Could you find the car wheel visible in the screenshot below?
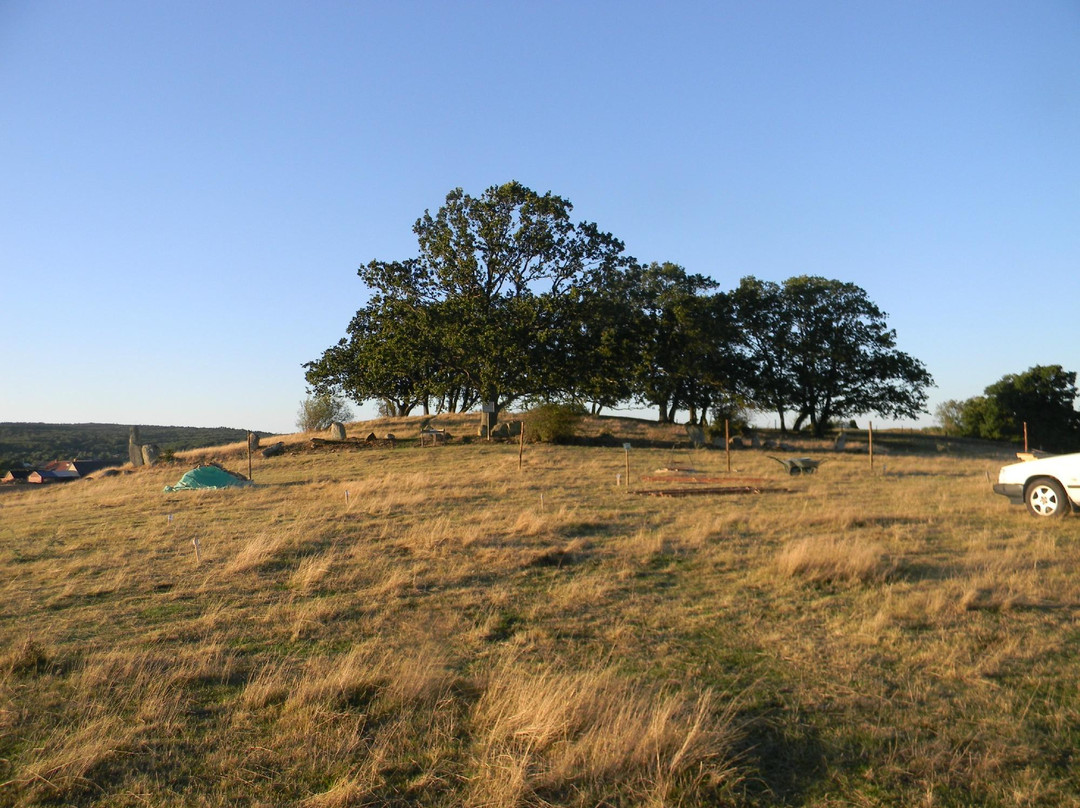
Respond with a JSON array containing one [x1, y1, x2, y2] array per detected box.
[[1025, 477, 1070, 518]]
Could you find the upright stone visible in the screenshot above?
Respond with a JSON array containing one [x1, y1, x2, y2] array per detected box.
[[328, 421, 346, 441], [685, 424, 705, 449], [128, 426, 143, 467], [141, 444, 161, 466], [247, 432, 260, 452], [833, 432, 848, 453]]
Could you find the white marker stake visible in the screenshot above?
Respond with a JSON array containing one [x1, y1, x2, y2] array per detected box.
[[345, 490, 350, 507], [192, 537, 202, 563]]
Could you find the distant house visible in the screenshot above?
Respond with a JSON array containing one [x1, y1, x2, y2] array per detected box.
[[67, 460, 112, 477], [4, 459, 115, 484], [29, 469, 78, 483]]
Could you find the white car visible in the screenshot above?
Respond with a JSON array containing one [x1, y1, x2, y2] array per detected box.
[[993, 453, 1080, 518]]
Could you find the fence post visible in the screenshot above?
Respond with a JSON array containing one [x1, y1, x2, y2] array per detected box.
[[869, 422, 874, 470], [725, 419, 731, 472]]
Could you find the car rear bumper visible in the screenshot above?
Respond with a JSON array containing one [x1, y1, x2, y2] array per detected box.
[[993, 483, 1024, 505]]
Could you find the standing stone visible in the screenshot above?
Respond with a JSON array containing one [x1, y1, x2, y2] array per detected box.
[[128, 426, 143, 467], [328, 421, 346, 441], [247, 432, 260, 452], [141, 444, 161, 466], [685, 424, 705, 449], [833, 432, 848, 452]]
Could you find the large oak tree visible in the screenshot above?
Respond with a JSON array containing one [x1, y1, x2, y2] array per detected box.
[[306, 182, 629, 418], [735, 275, 932, 435]]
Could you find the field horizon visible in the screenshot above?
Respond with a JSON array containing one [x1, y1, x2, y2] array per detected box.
[[3, 413, 1073, 807]]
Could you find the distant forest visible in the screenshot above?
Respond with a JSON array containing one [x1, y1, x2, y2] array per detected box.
[[0, 423, 273, 474]]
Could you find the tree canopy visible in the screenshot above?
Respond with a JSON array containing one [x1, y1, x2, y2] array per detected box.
[[938, 365, 1080, 451], [732, 276, 932, 436], [307, 181, 629, 417]]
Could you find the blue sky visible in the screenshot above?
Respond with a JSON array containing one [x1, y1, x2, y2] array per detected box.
[[2, 1, 1077, 433]]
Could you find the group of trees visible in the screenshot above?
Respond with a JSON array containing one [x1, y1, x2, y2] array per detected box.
[[305, 182, 933, 436], [937, 365, 1080, 452]]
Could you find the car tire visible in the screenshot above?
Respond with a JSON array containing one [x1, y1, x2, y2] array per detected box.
[[1025, 477, 1070, 519]]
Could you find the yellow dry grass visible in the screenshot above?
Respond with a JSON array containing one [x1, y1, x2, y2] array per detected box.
[[0, 421, 1075, 806]]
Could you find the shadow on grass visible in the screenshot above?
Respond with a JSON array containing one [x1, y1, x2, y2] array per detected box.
[[734, 703, 828, 806]]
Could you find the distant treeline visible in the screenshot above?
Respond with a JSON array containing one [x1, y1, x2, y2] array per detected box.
[[0, 423, 273, 474]]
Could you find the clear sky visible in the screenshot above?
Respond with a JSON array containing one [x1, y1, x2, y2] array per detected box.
[[2, 1, 1077, 433]]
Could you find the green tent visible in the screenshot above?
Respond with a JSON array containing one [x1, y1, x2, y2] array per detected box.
[[164, 465, 253, 492]]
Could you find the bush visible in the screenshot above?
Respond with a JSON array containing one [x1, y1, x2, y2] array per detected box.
[[296, 394, 354, 432], [525, 403, 584, 444]]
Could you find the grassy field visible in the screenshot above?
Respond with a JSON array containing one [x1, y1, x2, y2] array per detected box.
[[1, 415, 1076, 807]]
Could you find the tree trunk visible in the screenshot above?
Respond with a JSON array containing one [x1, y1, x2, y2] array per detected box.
[[814, 404, 832, 438], [657, 400, 672, 424]]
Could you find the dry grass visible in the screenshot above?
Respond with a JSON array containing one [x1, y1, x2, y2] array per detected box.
[[0, 422, 1075, 806], [775, 535, 898, 584], [469, 654, 736, 807]]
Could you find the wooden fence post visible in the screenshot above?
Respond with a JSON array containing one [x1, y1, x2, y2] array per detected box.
[[518, 421, 525, 471], [869, 422, 874, 470], [725, 419, 731, 472]]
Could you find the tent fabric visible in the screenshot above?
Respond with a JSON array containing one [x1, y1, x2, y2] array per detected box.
[[164, 465, 253, 492]]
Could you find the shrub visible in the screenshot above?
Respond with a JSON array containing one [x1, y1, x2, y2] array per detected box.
[[296, 394, 354, 432], [525, 403, 584, 444]]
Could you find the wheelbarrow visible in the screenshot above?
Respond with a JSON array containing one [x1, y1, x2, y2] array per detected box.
[[767, 456, 825, 475]]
